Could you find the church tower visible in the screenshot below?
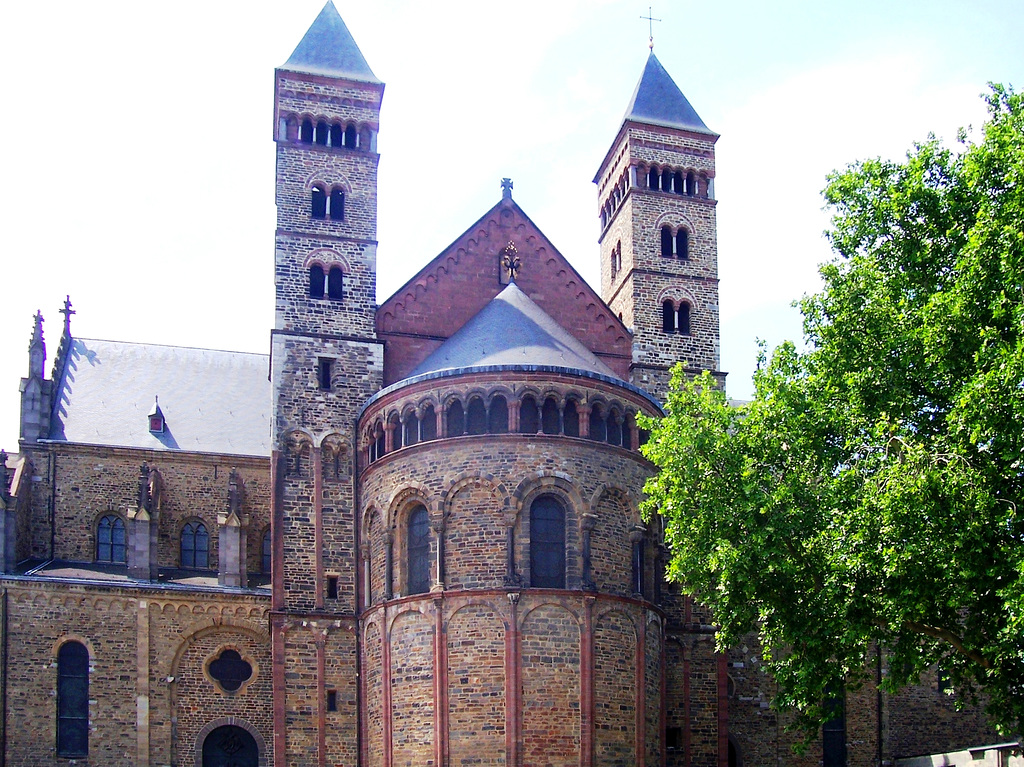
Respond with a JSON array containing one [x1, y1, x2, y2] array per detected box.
[[595, 53, 723, 397], [270, 3, 384, 764]]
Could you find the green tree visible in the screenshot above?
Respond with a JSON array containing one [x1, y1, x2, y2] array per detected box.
[[640, 85, 1024, 737]]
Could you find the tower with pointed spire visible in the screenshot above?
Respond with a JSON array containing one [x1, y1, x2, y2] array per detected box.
[[270, 3, 385, 764], [595, 52, 723, 397]]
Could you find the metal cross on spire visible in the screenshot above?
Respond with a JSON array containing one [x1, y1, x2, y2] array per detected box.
[[59, 295, 76, 335], [641, 6, 661, 50]]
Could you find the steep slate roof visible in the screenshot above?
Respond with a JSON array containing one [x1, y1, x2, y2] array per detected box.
[[409, 283, 619, 379], [49, 339, 270, 457], [624, 52, 714, 134], [280, 0, 380, 83]]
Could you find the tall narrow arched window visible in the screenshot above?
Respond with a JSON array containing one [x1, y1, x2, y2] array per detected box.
[[589, 407, 607, 442], [662, 168, 673, 193], [421, 405, 437, 441], [329, 189, 345, 220], [542, 398, 560, 435], [300, 118, 314, 144], [647, 167, 659, 189], [310, 265, 325, 298], [315, 120, 328, 146], [466, 397, 487, 435], [660, 226, 673, 257], [563, 399, 580, 437], [180, 521, 209, 569], [662, 300, 675, 332], [678, 303, 691, 336], [676, 229, 689, 260], [407, 505, 430, 595], [390, 414, 403, 450], [374, 427, 385, 461], [344, 124, 357, 148], [607, 413, 623, 446], [311, 185, 327, 219], [261, 528, 272, 574], [327, 266, 344, 299], [403, 413, 418, 447], [330, 123, 343, 147], [822, 683, 847, 767], [57, 641, 89, 757], [686, 171, 696, 196], [520, 396, 539, 434], [673, 170, 684, 194], [530, 495, 566, 588], [447, 400, 465, 437], [488, 395, 509, 433], [96, 514, 126, 563]]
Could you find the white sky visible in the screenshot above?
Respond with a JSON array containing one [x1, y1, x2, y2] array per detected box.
[[1, 0, 1021, 451]]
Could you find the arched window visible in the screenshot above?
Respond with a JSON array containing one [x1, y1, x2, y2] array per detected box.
[[309, 265, 325, 298], [373, 427, 385, 461], [180, 521, 209, 569], [662, 300, 675, 333], [660, 225, 673, 257], [488, 395, 509, 433], [520, 396, 539, 434], [589, 406, 607, 442], [202, 725, 258, 767], [285, 116, 298, 142], [403, 413, 418, 447], [673, 170, 684, 194], [542, 397, 560, 435], [300, 118, 314, 144], [344, 124, 357, 148], [329, 189, 345, 220], [530, 495, 565, 588], [330, 123, 343, 147], [390, 414, 403, 450], [96, 514, 126, 563], [622, 418, 633, 450], [447, 400, 465, 437], [662, 168, 673, 193], [686, 171, 696, 196], [822, 683, 847, 767], [466, 397, 487, 435], [421, 405, 437, 441], [676, 229, 689, 260], [678, 303, 691, 336], [647, 167, 659, 190], [261, 528, 272, 574], [311, 185, 327, 219], [315, 120, 328, 146], [327, 266, 343, 299], [563, 399, 580, 437], [407, 505, 431, 595], [607, 413, 623, 446], [57, 641, 89, 757]]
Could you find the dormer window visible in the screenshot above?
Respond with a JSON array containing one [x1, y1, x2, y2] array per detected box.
[[148, 397, 165, 433]]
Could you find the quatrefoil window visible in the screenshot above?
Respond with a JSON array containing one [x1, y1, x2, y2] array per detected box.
[[208, 649, 253, 692]]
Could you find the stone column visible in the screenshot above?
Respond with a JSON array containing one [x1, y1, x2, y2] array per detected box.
[[581, 514, 597, 591], [503, 514, 521, 587], [431, 519, 446, 592], [383, 530, 394, 600], [218, 469, 248, 588], [579, 403, 591, 439], [630, 526, 646, 598], [128, 463, 159, 580]]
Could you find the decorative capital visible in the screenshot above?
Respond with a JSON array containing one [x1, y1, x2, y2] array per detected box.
[[581, 513, 598, 532], [506, 590, 521, 606]]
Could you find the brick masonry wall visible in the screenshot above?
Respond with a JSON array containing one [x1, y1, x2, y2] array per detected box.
[[390, 609, 435, 766], [594, 609, 636, 764]]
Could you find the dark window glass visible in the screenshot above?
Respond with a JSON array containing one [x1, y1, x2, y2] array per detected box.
[[666, 726, 683, 750], [686, 171, 696, 196], [390, 416, 403, 450], [467, 398, 487, 435], [403, 415, 418, 447], [374, 431, 385, 461], [300, 118, 313, 144], [202, 725, 258, 767], [181, 521, 209, 569], [407, 506, 430, 595], [647, 167, 659, 189], [607, 414, 622, 446], [57, 642, 88, 757], [327, 689, 338, 712], [822, 683, 847, 767], [96, 514, 126, 563], [327, 266, 343, 299], [662, 300, 675, 332], [563, 400, 580, 437], [488, 396, 509, 433], [676, 229, 689, 260], [530, 495, 565, 588], [315, 120, 328, 146], [447, 400, 465, 436], [329, 189, 345, 221], [421, 405, 437, 441], [621, 419, 633, 449], [318, 358, 332, 390], [520, 396, 539, 434], [662, 168, 673, 193], [209, 649, 253, 692], [678, 303, 691, 335], [344, 124, 357, 148], [327, 575, 339, 600], [311, 185, 327, 219], [261, 529, 271, 573], [541, 398, 560, 434], [589, 408, 607, 442], [660, 226, 673, 257], [309, 265, 325, 298], [673, 170, 684, 194], [330, 123, 343, 147]]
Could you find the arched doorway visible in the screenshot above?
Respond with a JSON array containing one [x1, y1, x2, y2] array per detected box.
[[201, 725, 258, 767]]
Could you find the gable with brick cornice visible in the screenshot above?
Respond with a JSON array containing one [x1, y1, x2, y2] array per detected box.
[[377, 195, 632, 385]]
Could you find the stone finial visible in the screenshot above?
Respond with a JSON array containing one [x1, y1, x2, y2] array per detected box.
[[27, 311, 45, 379], [501, 177, 513, 200], [228, 468, 243, 515], [58, 295, 75, 337]]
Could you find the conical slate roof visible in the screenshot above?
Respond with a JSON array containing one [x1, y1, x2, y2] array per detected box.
[[281, 1, 379, 83], [409, 283, 619, 379], [624, 53, 713, 134]]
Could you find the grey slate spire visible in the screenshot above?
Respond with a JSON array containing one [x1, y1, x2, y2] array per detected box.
[[624, 52, 714, 135], [281, 1, 379, 83]]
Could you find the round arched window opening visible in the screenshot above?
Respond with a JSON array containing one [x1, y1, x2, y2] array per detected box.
[[202, 724, 258, 767]]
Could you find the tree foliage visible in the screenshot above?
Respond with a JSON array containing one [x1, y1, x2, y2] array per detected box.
[[640, 85, 1024, 737]]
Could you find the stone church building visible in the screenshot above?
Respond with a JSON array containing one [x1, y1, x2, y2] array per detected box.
[[0, 3, 996, 765]]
